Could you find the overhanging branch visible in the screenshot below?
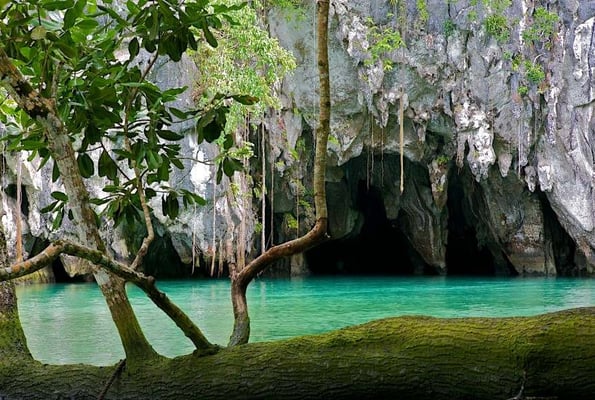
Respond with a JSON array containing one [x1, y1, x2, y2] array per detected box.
[[2, 240, 215, 352]]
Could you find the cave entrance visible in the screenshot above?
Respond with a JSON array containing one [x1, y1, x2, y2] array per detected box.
[[28, 238, 88, 283], [306, 181, 418, 275], [444, 170, 515, 276]]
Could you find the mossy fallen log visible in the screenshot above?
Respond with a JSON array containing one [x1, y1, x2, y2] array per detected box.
[[0, 308, 594, 399]]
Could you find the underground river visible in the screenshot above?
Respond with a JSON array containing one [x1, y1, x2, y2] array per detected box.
[[16, 276, 595, 365]]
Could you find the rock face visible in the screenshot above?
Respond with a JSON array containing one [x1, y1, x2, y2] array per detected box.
[[264, 0, 594, 276], [1, 0, 594, 278]]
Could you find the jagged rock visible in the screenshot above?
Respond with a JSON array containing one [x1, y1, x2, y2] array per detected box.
[[1, 0, 594, 277]]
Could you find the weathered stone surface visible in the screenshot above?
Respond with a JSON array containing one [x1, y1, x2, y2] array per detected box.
[[1, 0, 594, 277], [263, 0, 595, 275]]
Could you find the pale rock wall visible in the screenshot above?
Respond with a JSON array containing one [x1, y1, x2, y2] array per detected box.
[[264, 0, 594, 275], [1, 0, 593, 277]]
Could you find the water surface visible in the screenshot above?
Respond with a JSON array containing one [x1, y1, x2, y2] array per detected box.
[[16, 276, 595, 365]]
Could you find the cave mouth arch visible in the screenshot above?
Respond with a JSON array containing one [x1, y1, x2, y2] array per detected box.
[[444, 169, 517, 276], [305, 180, 424, 275], [304, 163, 519, 277]]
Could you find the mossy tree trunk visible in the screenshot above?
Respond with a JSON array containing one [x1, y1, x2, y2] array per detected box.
[[0, 225, 30, 361], [0, 48, 159, 364], [0, 308, 594, 399]]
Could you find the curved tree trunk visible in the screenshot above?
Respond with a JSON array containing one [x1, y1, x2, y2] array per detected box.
[[0, 48, 159, 364], [229, 0, 331, 346], [0, 308, 594, 399]]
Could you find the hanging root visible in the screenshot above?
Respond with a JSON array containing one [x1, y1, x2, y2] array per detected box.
[[97, 359, 126, 400], [507, 371, 526, 400], [506, 371, 558, 400]]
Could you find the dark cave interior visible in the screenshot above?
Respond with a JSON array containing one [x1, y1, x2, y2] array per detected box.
[[306, 163, 522, 277]]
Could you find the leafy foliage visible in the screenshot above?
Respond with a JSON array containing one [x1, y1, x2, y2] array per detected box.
[[522, 7, 559, 47], [524, 61, 545, 85], [415, 0, 429, 26], [0, 0, 254, 229], [191, 0, 295, 183], [484, 14, 510, 43], [365, 18, 404, 71]]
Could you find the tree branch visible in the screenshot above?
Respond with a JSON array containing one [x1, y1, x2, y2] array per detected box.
[[129, 170, 154, 271], [1, 241, 215, 352], [122, 53, 160, 271]]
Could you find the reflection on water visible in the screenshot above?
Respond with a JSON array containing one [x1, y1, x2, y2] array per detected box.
[[16, 276, 595, 366]]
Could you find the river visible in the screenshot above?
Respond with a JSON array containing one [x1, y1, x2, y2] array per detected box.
[[16, 276, 595, 366]]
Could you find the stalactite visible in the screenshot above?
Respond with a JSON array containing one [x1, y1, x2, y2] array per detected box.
[[261, 123, 266, 254], [191, 203, 197, 275], [210, 177, 217, 277], [15, 153, 23, 262], [269, 140, 274, 247], [399, 90, 405, 193]]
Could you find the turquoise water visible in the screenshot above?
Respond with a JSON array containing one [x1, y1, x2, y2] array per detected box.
[[16, 276, 595, 366]]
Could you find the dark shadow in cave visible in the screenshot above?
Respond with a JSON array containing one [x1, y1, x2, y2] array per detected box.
[[540, 193, 576, 275], [142, 232, 201, 279], [5, 183, 29, 216], [444, 170, 514, 276], [306, 181, 417, 275], [29, 238, 88, 282]]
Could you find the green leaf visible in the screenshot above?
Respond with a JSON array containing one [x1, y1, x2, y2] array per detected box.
[[145, 150, 161, 170], [63, 7, 80, 30], [168, 107, 189, 120], [76, 18, 99, 31], [52, 209, 64, 230], [51, 191, 69, 201], [223, 133, 233, 150], [98, 150, 118, 180], [145, 187, 157, 199], [162, 33, 185, 62], [30, 26, 47, 40], [52, 161, 60, 182], [232, 95, 259, 105], [128, 37, 139, 60], [162, 193, 179, 219], [77, 153, 94, 178], [216, 165, 223, 183], [157, 160, 170, 181], [223, 157, 243, 177], [202, 24, 218, 48], [40, 201, 59, 213], [156, 130, 184, 141], [97, 5, 127, 24], [42, 0, 74, 11], [102, 185, 122, 193], [170, 157, 184, 169]]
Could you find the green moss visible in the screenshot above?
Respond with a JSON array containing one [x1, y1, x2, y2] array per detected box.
[[484, 14, 510, 43], [522, 7, 559, 46], [443, 19, 456, 37], [517, 85, 528, 96], [416, 0, 429, 25], [0, 309, 594, 398], [525, 61, 545, 85]]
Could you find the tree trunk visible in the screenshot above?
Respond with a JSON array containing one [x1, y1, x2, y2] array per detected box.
[[0, 308, 594, 399], [0, 48, 159, 364], [0, 225, 30, 360], [229, 0, 330, 346]]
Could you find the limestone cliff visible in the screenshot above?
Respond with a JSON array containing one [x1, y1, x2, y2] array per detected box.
[[264, 0, 594, 276], [1, 0, 593, 278]]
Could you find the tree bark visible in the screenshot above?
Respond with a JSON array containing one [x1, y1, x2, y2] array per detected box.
[[0, 224, 31, 360], [0, 239, 215, 352], [0, 308, 594, 399], [229, 0, 331, 347], [0, 48, 159, 364]]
